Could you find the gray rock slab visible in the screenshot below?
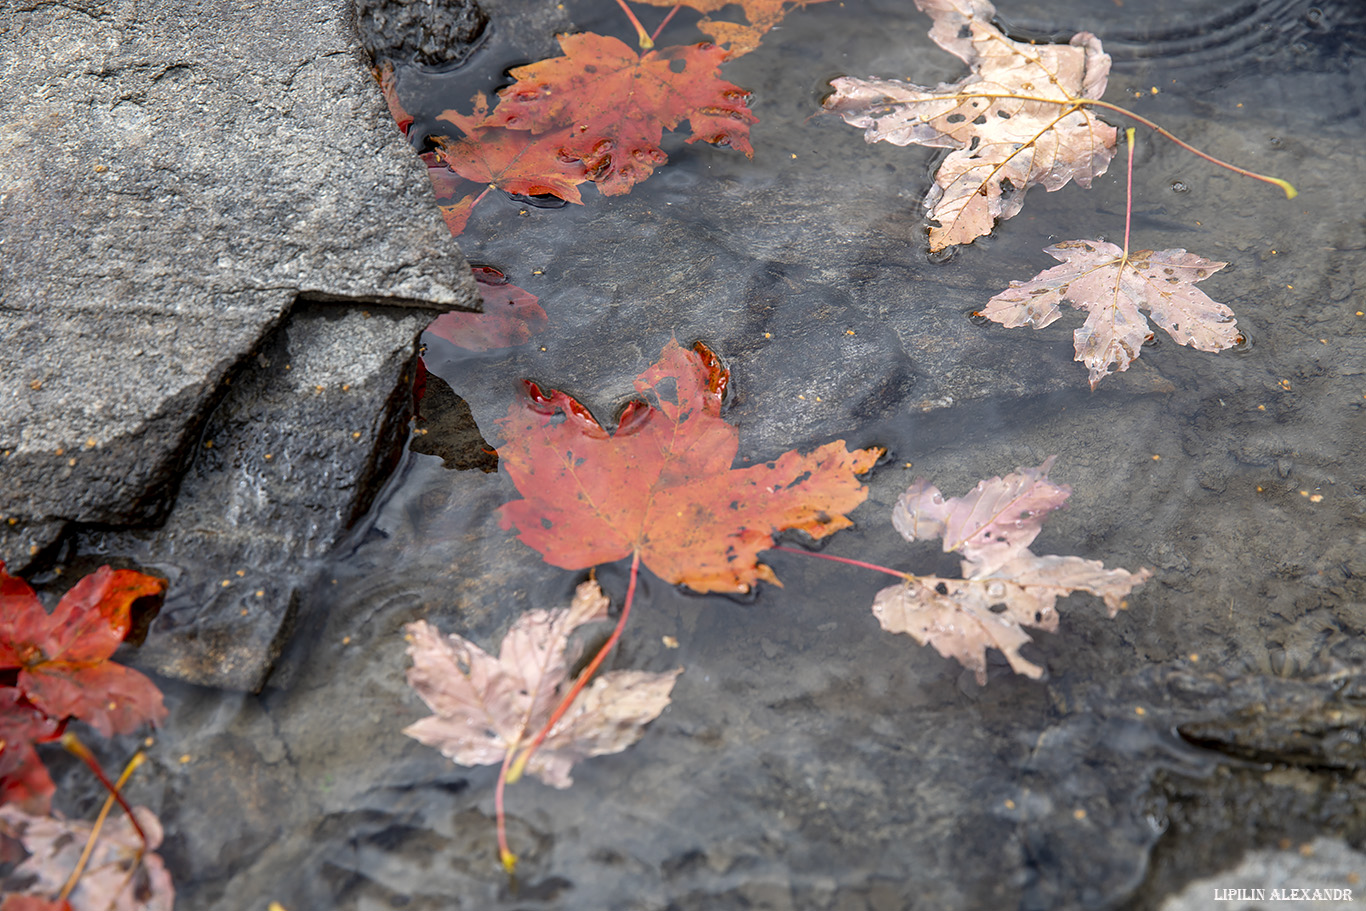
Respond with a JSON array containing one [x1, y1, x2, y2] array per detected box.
[[0, 0, 479, 568], [79, 303, 430, 691]]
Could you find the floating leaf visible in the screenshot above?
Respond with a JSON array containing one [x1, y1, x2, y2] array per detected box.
[[872, 459, 1151, 683], [404, 580, 680, 788], [496, 339, 882, 593], [978, 240, 1236, 387], [823, 0, 1116, 250]]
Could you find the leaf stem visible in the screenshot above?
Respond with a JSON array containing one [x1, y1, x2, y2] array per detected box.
[[1123, 127, 1135, 256], [615, 0, 654, 49], [493, 556, 643, 871], [772, 545, 911, 580], [507, 551, 641, 784], [915, 91, 1297, 198], [58, 749, 146, 904], [1081, 97, 1297, 199], [494, 749, 516, 873], [60, 734, 148, 846], [649, 5, 683, 44]]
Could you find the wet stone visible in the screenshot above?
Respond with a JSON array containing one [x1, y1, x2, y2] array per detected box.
[[354, 0, 490, 70], [409, 370, 499, 472], [157, 732, 304, 885], [76, 304, 430, 691], [0, 0, 479, 572]]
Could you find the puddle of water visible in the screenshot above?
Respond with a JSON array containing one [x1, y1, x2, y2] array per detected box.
[[35, 0, 1366, 908]]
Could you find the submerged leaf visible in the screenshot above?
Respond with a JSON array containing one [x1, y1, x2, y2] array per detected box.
[[893, 455, 1067, 576], [496, 339, 882, 593], [823, 0, 1116, 250], [0, 563, 166, 738], [873, 460, 1151, 684], [633, 0, 833, 57], [435, 93, 592, 209], [0, 688, 60, 814], [0, 805, 173, 911], [484, 33, 756, 196], [426, 32, 756, 233], [425, 266, 548, 352], [979, 240, 1236, 387], [404, 580, 680, 788]]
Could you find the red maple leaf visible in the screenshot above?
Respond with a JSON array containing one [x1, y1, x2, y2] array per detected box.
[[0, 688, 59, 814], [0, 564, 167, 739], [423, 32, 755, 234], [425, 265, 548, 352], [496, 339, 882, 593], [0, 898, 71, 911], [484, 33, 756, 196], [429, 94, 593, 236], [436, 94, 593, 202]]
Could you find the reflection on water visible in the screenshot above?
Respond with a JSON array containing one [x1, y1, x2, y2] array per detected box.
[[140, 0, 1366, 907]]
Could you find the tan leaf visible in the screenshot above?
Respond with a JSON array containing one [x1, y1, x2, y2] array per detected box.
[[0, 805, 174, 911], [822, 0, 1117, 250], [404, 581, 680, 788], [979, 240, 1236, 387], [873, 460, 1151, 684], [892, 455, 1067, 576], [873, 574, 1054, 682], [632, 0, 833, 58]]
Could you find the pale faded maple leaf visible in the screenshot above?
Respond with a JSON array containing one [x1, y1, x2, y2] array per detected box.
[[404, 580, 681, 789], [978, 239, 1236, 387], [0, 805, 173, 911], [482, 33, 756, 196], [496, 339, 882, 594], [632, 0, 833, 58], [872, 459, 1151, 684], [822, 0, 1117, 250]]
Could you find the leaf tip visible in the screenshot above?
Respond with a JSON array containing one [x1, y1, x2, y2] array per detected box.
[[757, 563, 782, 589]]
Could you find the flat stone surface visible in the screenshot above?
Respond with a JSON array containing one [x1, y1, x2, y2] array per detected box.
[[0, 0, 479, 568], [79, 303, 431, 691]]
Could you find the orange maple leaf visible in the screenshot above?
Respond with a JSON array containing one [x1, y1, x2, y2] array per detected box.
[[431, 94, 593, 235], [421, 32, 755, 234], [496, 340, 881, 593], [483, 33, 756, 196]]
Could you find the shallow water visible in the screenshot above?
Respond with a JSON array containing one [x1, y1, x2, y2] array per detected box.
[[72, 0, 1366, 907]]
